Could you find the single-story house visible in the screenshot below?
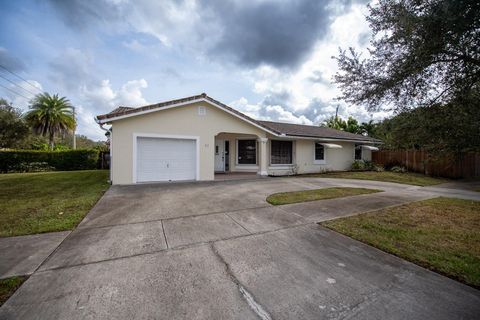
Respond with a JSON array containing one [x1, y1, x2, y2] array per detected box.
[[96, 93, 380, 185]]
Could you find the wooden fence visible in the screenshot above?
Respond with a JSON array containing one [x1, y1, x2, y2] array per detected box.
[[372, 149, 480, 179], [98, 151, 110, 170]]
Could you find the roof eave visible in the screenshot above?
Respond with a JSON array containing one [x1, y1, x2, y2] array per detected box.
[[283, 134, 382, 144]]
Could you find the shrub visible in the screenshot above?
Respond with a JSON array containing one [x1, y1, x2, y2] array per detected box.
[[352, 160, 385, 172], [9, 162, 55, 173], [390, 165, 407, 173], [384, 160, 403, 170], [0, 149, 100, 173], [351, 160, 366, 171]]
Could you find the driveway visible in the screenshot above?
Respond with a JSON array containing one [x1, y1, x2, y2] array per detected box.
[[1, 177, 479, 319]]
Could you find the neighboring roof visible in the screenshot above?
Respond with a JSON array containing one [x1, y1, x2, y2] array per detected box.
[[108, 106, 134, 114], [96, 93, 380, 143], [259, 121, 381, 143]]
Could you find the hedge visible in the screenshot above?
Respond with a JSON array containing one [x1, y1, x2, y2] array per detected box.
[[0, 149, 100, 172]]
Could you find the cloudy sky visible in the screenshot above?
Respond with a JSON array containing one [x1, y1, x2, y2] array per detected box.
[[0, 0, 391, 141]]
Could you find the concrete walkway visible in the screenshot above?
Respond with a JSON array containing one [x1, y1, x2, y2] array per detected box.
[[1, 177, 479, 319], [0, 231, 70, 279]]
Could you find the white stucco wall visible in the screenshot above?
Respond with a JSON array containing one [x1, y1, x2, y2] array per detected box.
[[266, 138, 359, 176]]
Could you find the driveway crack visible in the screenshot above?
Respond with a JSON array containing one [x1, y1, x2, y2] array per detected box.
[[160, 220, 169, 249], [210, 244, 272, 320]]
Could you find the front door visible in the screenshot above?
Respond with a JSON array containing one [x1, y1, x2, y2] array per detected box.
[[214, 139, 225, 172]]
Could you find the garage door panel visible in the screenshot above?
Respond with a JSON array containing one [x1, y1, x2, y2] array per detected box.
[[136, 137, 196, 182]]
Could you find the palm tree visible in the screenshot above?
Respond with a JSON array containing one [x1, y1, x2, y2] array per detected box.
[[25, 93, 76, 150]]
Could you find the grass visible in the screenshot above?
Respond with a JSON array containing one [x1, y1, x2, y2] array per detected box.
[[0, 170, 109, 237], [0, 276, 27, 306], [266, 187, 382, 205], [321, 197, 480, 288], [305, 171, 447, 186]]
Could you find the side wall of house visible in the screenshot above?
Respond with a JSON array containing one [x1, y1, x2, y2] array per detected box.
[[266, 139, 357, 175]]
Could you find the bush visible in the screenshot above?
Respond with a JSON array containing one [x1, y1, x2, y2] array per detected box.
[[352, 160, 385, 172], [9, 162, 55, 173], [384, 160, 403, 170], [390, 166, 407, 173], [351, 160, 366, 171], [0, 149, 100, 173]]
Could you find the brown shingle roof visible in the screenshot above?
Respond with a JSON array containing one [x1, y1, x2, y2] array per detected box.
[[108, 106, 134, 114], [96, 94, 380, 143], [258, 121, 380, 142]]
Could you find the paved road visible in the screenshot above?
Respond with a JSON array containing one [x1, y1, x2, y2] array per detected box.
[[1, 177, 479, 319]]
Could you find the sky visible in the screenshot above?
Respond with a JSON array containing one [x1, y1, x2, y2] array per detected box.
[[0, 0, 391, 141]]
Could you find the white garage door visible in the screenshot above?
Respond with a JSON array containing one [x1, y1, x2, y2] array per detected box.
[[136, 137, 196, 183]]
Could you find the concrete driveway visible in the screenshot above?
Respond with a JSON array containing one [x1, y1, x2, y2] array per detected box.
[[1, 177, 479, 319]]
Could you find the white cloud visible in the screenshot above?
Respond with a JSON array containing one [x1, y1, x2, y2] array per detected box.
[[238, 3, 392, 125], [230, 97, 313, 125], [76, 78, 148, 139], [80, 78, 147, 110], [115, 79, 148, 107]]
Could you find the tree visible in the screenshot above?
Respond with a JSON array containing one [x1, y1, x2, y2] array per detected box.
[[24, 93, 76, 150], [0, 99, 30, 148], [374, 92, 480, 153], [56, 133, 106, 149], [359, 120, 379, 137], [344, 117, 361, 134], [334, 0, 480, 112], [322, 115, 362, 134], [323, 115, 345, 130]]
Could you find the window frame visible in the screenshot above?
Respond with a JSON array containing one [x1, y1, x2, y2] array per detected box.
[[236, 138, 258, 166], [313, 142, 326, 164], [269, 140, 293, 166], [354, 144, 363, 160]]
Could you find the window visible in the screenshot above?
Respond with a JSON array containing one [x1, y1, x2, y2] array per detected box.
[[355, 144, 362, 160], [315, 143, 325, 161], [198, 106, 206, 116], [237, 140, 257, 164], [271, 140, 293, 165]]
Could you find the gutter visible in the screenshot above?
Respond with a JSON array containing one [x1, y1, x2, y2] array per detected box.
[[96, 117, 113, 184]]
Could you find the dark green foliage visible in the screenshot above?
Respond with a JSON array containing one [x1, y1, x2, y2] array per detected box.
[[351, 160, 383, 171], [0, 149, 100, 172], [9, 162, 55, 173], [0, 99, 30, 148], [323, 116, 381, 137], [351, 160, 365, 171], [334, 0, 480, 111], [374, 93, 480, 153], [334, 0, 480, 154], [323, 116, 362, 134]]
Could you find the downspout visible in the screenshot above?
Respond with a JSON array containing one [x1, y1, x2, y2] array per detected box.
[[96, 118, 113, 184]]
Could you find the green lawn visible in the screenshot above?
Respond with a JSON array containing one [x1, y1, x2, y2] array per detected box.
[[0, 170, 109, 237], [0, 276, 27, 306], [321, 197, 480, 288], [266, 187, 381, 205], [305, 171, 447, 186]]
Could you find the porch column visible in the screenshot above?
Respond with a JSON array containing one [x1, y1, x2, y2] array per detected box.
[[258, 137, 268, 176]]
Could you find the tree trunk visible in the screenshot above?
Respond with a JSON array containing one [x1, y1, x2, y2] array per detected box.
[[49, 132, 54, 151]]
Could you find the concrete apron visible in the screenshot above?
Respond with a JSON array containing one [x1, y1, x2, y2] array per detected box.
[[1, 178, 480, 319]]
